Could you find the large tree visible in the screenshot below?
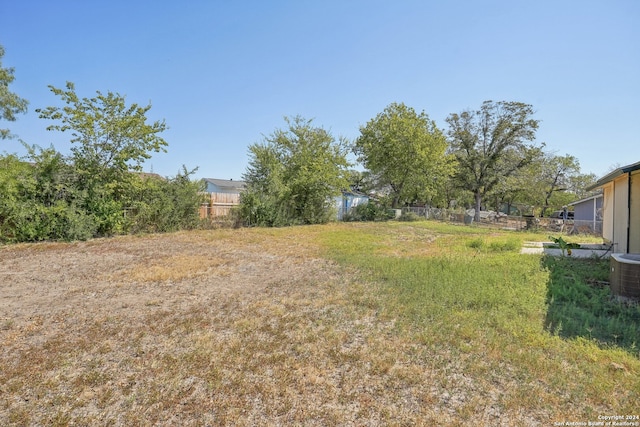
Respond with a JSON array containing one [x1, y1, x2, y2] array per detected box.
[[538, 153, 581, 215], [446, 100, 542, 221], [240, 116, 351, 226], [524, 153, 598, 215], [354, 102, 452, 208], [36, 82, 169, 235], [37, 82, 168, 183], [0, 44, 29, 139]]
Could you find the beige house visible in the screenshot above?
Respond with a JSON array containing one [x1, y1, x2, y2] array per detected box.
[[587, 161, 640, 253]]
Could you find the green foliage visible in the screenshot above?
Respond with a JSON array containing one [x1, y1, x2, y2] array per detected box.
[[397, 211, 422, 222], [548, 235, 581, 256], [467, 236, 521, 252], [498, 153, 596, 216], [0, 149, 97, 242], [123, 167, 204, 234], [0, 44, 29, 139], [544, 256, 640, 351], [447, 101, 542, 220], [238, 188, 285, 227], [354, 102, 453, 208], [27, 82, 175, 237], [0, 148, 203, 242], [239, 116, 351, 226], [488, 238, 521, 252], [36, 82, 168, 181], [343, 202, 395, 222], [467, 237, 485, 250]]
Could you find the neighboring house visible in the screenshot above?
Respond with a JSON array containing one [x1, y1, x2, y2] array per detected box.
[[335, 190, 369, 220], [201, 178, 246, 218], [203, 178, 246, 194], [567, 193, 603, 234], [586, 161, 640, 253]]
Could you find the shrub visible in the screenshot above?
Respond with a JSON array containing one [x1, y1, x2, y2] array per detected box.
[[467, 238, 485, 250], [343, 202, 395, 222], [488, 238, 520, 252], [467, 237, 520, 253], [398, 211, 422, 222]]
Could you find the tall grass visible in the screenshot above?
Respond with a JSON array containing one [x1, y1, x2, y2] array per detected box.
[[544, 256, 640, 349], [319, 221, 640, 416]]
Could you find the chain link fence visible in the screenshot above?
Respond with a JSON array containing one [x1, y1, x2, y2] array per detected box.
[[401, 207, 602, 235]]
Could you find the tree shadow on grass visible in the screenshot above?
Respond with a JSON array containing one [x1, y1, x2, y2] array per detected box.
[[542, 255, 640, 356]]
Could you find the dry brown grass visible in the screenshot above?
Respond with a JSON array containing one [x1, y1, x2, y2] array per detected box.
[[1, 227, 448, 426], [1, 225, 635, 426]]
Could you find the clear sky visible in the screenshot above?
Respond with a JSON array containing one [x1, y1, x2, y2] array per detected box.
[[1, 1, 638, 180]]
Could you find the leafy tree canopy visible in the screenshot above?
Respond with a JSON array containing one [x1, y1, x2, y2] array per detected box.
[[446, 100, 543, 220], [36, 82, 168, 183], [240, 116, 351, 226], [354, 102, 453, 208], [0, 44, 29, 139]]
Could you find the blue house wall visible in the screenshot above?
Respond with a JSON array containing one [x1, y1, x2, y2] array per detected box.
[[335, 191, 369, 220], [568, 193, 603, 233]]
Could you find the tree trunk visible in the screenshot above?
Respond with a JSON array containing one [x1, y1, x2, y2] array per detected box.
[[474, 192, 482, 222], [392, 194, 401, 209]]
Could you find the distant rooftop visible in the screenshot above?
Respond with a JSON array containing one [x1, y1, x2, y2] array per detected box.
[[203, 178, 246, 190]]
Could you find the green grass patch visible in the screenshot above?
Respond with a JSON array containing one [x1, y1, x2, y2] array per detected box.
[[543, 256, 640, 350], [317, 221, 640, 416], [466, 236, 521, 252]]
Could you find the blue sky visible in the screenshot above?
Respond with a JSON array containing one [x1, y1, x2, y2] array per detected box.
[[1, 1, 638, 180]]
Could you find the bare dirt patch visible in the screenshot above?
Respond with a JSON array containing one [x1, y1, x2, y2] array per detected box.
[[1, 230, 358, 425], [1, 230, 324, 329], [0, 230, 432, 426]]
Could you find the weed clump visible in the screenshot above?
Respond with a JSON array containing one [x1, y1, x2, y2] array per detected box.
[[467, 237, 520, 252], [398, 211, 422, 222]]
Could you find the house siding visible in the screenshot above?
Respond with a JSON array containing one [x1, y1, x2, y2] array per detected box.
[[570, 194, 603, 233], [603, 184, 614, 244], [572, 197, 602, 221], [613, 175, 629, 253], [630, 170, 640, 253], [591, 160, 640, 254], [335, 192, 369, 220], [573, 203, 591, 221]]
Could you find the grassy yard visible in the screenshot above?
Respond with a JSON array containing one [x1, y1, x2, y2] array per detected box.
[[1, 221, 638, 425], [319, 222, 640, 420]]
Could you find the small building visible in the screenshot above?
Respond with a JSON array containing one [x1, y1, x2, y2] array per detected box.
[[335, 190, 369, 220], [203, 178, 246, 194], [201, 178, 246, 218], [586, 161, 640, 253], [567, 193, 603, 234]]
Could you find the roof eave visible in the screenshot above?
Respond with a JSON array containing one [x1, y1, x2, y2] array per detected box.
[[585, 160, 640, 191], [567, 193, 603, 206]]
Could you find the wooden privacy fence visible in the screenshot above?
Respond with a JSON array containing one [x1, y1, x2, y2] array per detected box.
[[199, 192, 240, 218]]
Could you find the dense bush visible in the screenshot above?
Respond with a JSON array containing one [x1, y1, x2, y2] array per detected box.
[[123, 168, 204, 234], [397, 211, 422, 222], [0, 81, 205, 242], [343, 202, 395, 222], [0, 151, 97, 242], [239, 116, 350, 227], [0, 151, 203, 243]]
